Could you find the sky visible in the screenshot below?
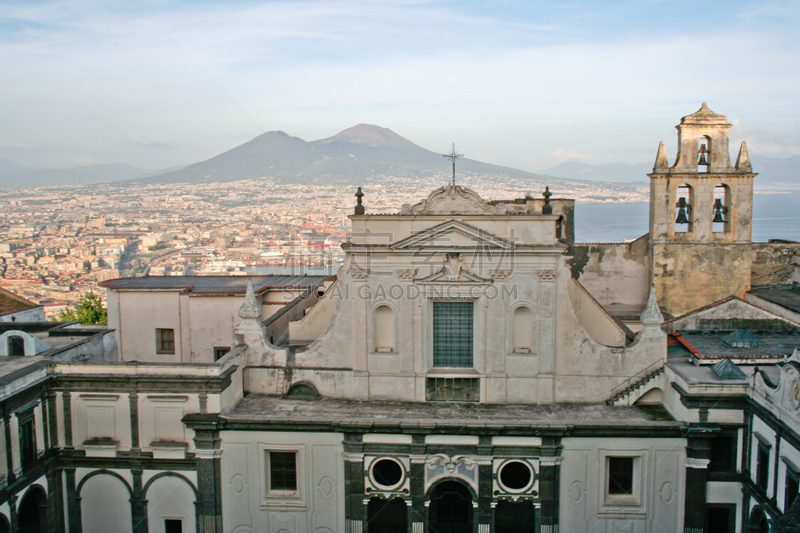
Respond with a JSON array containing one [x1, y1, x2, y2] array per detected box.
[[1, 0, 799, 173]]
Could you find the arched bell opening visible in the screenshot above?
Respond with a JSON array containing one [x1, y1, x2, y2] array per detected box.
[[674, 184, 694, 233], [697, 136, 711, 172], [712, 184, 730, 233]]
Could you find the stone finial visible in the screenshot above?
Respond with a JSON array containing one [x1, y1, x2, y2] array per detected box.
[[653, 141, 669, 172], [735, 141, 752, 171], [354, 187, 365, 215], [640, 285, 664, 327], [238, 280, 261, 319]]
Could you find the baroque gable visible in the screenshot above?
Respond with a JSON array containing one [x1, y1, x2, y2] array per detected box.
[[389, 219, 513, 250], [400, 184, 507, 215]]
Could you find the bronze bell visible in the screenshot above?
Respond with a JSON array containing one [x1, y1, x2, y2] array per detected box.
[[712, 198, 726, 223], [697, 152, 709, 166], [675, 197, 690, 224]]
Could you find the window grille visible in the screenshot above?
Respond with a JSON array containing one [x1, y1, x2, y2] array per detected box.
[[426, 377, 479, 402], [433, 302, 473, 368]]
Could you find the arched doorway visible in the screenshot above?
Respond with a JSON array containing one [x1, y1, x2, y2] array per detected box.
[[366, 497, 407, 533], [495, 500, 535, 533], [0, 514, 10, 533], [748, 506, 769, 533], [18, 485, 48, 533], [429, 481, 473, 533]]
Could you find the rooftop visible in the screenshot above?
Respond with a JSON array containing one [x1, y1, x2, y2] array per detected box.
[[223, 395, 680, 432], [676, 330, 800, 362], [0, 287, 39, 316], [101, 275, 326, 294], [749, 286, 800, 315]]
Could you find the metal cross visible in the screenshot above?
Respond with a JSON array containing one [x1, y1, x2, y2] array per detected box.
[[443, 143, 463, 185]]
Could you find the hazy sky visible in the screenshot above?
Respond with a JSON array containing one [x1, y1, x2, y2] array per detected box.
[[1, 0, 799, 173]]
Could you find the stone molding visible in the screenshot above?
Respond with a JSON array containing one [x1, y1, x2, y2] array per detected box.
[[685, 457, 710, 469]]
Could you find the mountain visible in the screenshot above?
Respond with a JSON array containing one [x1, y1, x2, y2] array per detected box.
[[539, 160, 652, 183], [137, 124, 554, 185], [749, 154, 800, 184], [540, 155, 799, 185], [0, 160, 154, 189]]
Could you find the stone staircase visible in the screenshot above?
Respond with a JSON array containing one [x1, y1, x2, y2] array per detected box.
[[606, 360, 665, 406]]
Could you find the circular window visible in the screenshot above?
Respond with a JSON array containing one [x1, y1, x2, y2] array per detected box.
[[371, 458, 404, 489], [498, 460, 533, 492]]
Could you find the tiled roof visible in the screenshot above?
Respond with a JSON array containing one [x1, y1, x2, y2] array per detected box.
[[0, 287, 39, 316]]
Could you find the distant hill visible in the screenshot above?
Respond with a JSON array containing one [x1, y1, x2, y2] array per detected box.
[[540, 155, 798, 185], [0, 160, 154, 189], [136, 124, 556, 185]]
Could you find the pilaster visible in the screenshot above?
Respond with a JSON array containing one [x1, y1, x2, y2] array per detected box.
[[683, 426, 714, 533], [185, 414, 224, 533], [539, 440, 562, 533]]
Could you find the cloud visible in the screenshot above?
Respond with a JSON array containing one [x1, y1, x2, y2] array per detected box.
[[550, 148, 588, 161]]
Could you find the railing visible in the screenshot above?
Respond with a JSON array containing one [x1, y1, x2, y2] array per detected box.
[[608, 359, 665, 404]]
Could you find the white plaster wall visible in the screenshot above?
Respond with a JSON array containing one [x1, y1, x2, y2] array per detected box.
[[139, 394, 198, 453], [117, 291, 182, 363], [221, 430, 345, 533], [146, 475, 197, 533], [560, 437, 685, 533], [72, 392, 131, 451], [80, 472, 133, 533], [0, 306, 45, 322]]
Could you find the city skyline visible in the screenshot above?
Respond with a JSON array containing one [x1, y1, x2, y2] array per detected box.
[[1, 0, 799, 177]]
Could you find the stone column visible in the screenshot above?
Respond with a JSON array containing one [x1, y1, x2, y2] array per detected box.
[[129, 391, 140, 453], [539, 441, 562, 533], [46, 390, 58, 451], [63, 391, 73, 449], [9, 494, 18, 533], [65, 467, 82, 533], [683, 435, 711, 533], [187, 414, 223, 533], [3, 412, 15, 484], [409, 433, 427, 533], [344, 454, 365, 532], [477, 460, 493, 533], [131, 467, 148, 533]]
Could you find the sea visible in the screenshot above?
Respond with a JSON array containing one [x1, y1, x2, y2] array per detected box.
[[574, 190, 800, 243], [249, 190, 799, 276]]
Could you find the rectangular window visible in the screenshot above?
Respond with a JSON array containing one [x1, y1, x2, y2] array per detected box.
[[433, 301, 473, 368], [426, 377, 479, 402], [706, 504, 735, 533], [20, 418, 36, 472], [156, 328, 175, 354], [164, 519, 182, 533], [213, 347, 230, 361], [786, 467, 799, 511], [709, 435, 736, 474], [269, 451, 297, 492], [608, 457, 634, 495], [756, 442, 770, 490]]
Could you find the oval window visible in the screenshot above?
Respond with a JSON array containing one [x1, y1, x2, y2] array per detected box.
[[372, 458, 403, 488], [499, 460, 532, 491]]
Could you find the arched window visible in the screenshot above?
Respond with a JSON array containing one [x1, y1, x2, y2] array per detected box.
[[697, 136, 711, 172], [675, 184, 693, 233], [512, 306, 533, 353], [374, 304, 395, 353], [7, 336, 24, 356], [712, 184, 730, 233]]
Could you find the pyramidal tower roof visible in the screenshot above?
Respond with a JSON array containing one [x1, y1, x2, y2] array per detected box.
[[680, 102, 730, 126]]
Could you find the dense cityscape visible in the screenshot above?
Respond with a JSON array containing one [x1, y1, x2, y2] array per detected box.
[[0, 173, 647, 318]]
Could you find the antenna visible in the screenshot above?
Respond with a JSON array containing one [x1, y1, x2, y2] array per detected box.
[[443, 143, 463, 185]]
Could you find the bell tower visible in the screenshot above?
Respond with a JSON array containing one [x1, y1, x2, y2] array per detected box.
[[648, 103, 757, 316]]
